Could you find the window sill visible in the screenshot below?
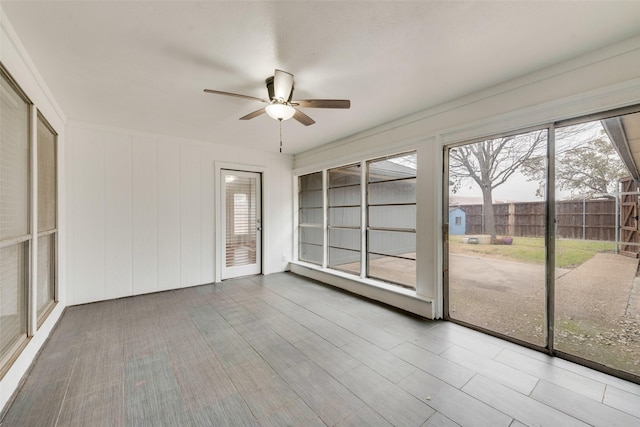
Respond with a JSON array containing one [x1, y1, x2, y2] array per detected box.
[[290, 261, 434, 318]]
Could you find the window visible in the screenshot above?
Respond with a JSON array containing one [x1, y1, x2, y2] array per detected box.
[[0, 65, 58, 375], [0, 66, 30, 370], [298, 172, 324, 265], [455, 216, 461, 226], [36, 114, 57, 323], [296, 151, 417, 289], [367, 153, 417, 288], [328, 164, 361, 274]]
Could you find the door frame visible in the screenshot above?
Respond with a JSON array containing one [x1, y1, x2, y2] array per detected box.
[[214, 162, 266, 282]]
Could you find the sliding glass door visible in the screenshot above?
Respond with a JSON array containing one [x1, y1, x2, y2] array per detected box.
[[445, 108, 640, 381], [554, 112, 640, 377], [446, 129, 548, 347]]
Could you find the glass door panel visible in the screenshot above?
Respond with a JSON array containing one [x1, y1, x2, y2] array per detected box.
[[221, 170, 261, 279], [554, 113, 640, 377], [447, 129, 548, 346]]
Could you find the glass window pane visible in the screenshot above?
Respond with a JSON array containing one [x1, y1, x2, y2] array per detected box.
[[299, 189, 323, 209], [328, 164, 361, 275], [368, 229, 416, 258], [0, 73, 30, 239], [368, 178, 416, 205], [369, 205, 416, 229], [328, 247, 360, 274], [299, 226, 323, 265], [368, 230, 415, 288], [329, 227, 360, 252], [328, 185, 360, 206], [299, 172, 324, 245], [1, 243, 27, 358], [37, 234, 55, 318], [367, 152, 417, 288], [329, 207, 360, 228], [300, 207, 323, 225], [299, 171, 323, 191], [329, 228, 360, 274], [328, 164, 361, 187], [37, 116, 56, 232], [369, 153, 417, 182]]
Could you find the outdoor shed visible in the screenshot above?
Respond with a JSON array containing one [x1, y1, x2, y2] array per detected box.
[[449, 207, 466, 235]]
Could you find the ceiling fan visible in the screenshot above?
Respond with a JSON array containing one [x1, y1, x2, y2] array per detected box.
[[204, 69, 350, 127]]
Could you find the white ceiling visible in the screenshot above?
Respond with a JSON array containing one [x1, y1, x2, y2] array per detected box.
[[3, 1, 640, 155]]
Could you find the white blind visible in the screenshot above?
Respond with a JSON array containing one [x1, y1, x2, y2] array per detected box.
[[37, 234, 54, 318], [0, 242, 27, 357], [37, 115, 56, 232], [225, 175, 257, 267], [0, 70, 30, 361], [0, 76, 29, 239]]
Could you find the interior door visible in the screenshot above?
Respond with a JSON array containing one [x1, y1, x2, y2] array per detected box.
[[221, 170, 262, 279]]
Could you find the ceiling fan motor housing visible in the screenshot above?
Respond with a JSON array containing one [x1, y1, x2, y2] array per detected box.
[[266, 76, 294, 103]]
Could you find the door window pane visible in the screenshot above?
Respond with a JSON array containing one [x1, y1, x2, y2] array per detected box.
[[225, 174, 257, 267]]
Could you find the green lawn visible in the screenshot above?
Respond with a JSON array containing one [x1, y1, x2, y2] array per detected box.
[[449, 236, 616, 268]]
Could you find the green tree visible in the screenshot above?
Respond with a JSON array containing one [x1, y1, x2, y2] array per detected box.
[[449, 130, 547, 242], [523, 124, 629, 199], [556, 136, 628, 198]]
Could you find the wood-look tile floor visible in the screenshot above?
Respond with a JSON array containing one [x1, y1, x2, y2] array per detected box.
[[2, 272, 640, 426]]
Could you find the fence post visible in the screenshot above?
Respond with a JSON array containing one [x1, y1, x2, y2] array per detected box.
[[509, 203, 515, 236], [583, 198, 586, 240]]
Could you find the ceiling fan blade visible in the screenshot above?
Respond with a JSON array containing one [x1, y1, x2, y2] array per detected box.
[[293, 99, 351, 109], [293, 108, 316, 126], [239, 108, 266, 120], [273, 69, 294, 101], [204, 89, 266, 103]]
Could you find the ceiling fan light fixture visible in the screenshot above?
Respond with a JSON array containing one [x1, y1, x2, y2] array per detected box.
[[265, 103, 295, 121]]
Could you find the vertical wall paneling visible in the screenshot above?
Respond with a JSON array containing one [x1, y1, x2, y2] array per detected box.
[[180, 143, 202, 287], [200, 145, 215, 283], [157, 139, 181, 291], [132, 135, 158, 295], [67, 123, 292, 303], [72, 127, 106, 303], [104, 133, 133, 299]]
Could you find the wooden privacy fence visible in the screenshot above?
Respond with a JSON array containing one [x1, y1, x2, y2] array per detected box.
[[457, 199, 616, 241]]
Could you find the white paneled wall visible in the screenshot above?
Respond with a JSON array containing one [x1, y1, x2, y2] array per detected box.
[[67, 122, 292, 305], [104, 132, 133, 299], [157, 139, 181, 291]]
